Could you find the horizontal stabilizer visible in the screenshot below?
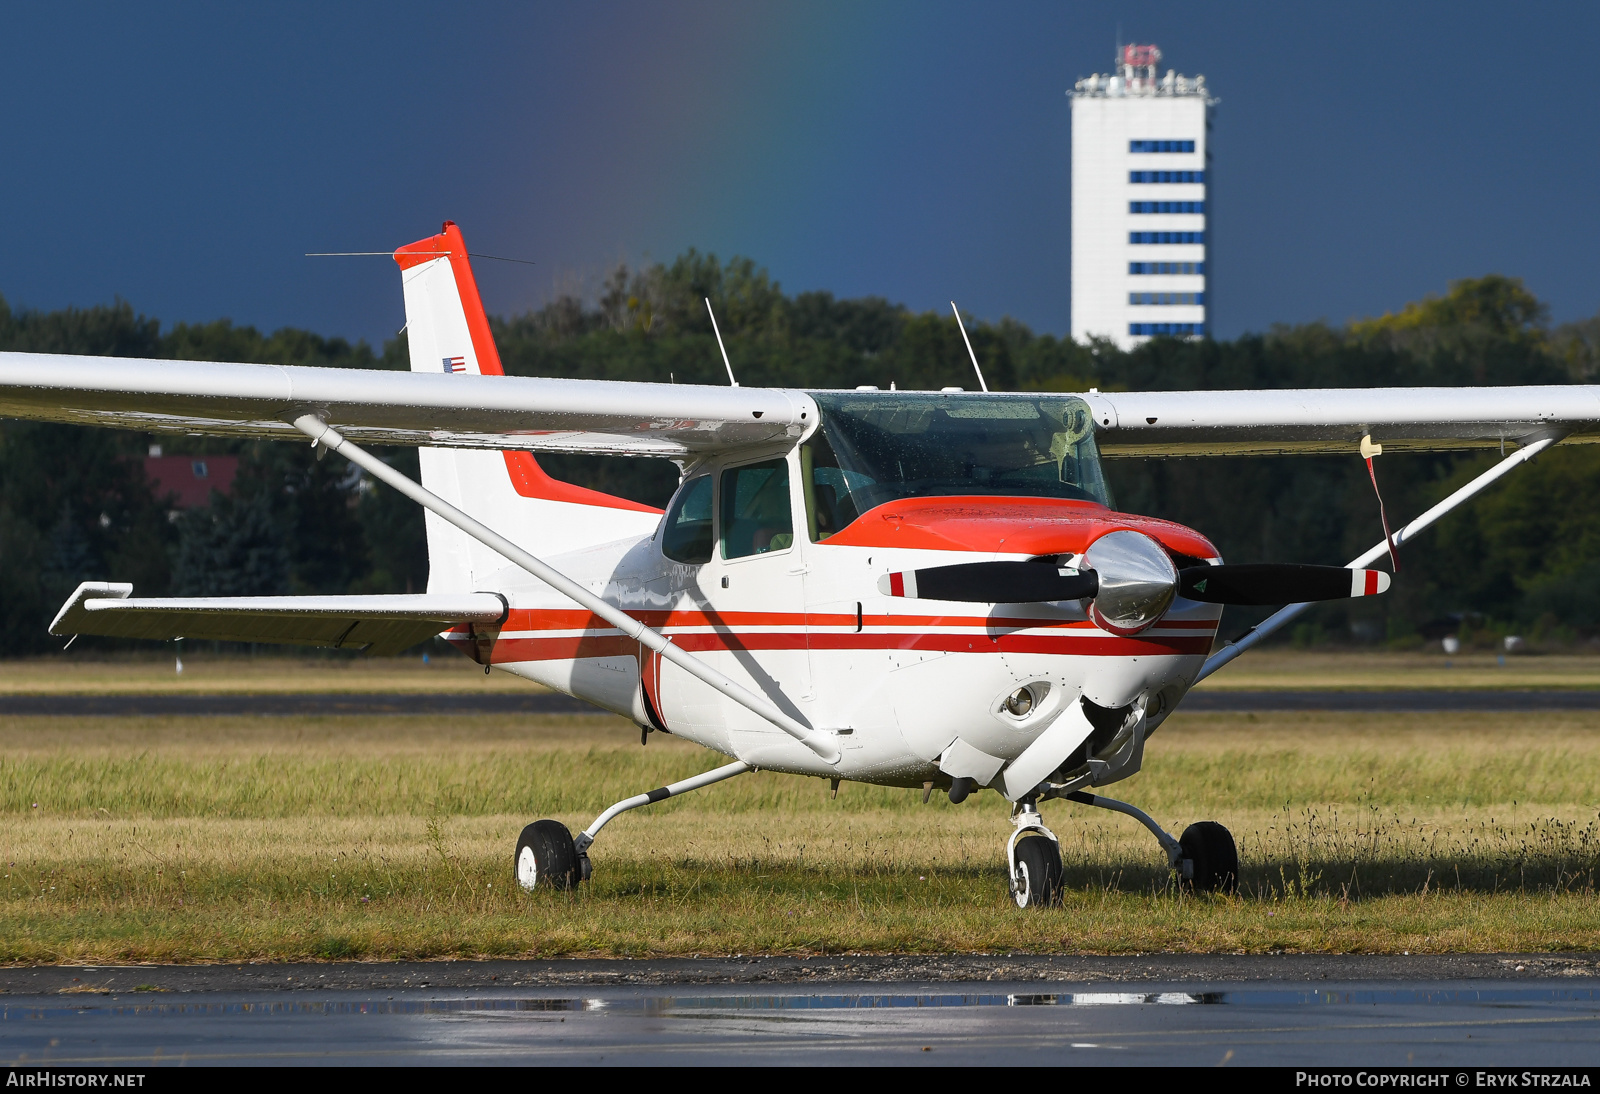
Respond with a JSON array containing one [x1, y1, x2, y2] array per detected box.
[[50, 583, 507, 656]]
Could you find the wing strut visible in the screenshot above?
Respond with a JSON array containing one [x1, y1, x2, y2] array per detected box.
[[1197, 433, 1562, 683], [289, 414, 842, 766]]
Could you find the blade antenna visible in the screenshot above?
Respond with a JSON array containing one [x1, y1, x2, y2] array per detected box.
[[950, 301, 989, 392], [705, 298, 738, 387]]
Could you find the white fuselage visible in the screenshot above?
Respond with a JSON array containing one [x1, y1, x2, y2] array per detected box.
[[443, 443, 1222, 793]]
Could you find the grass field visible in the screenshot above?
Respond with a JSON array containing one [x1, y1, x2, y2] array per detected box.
[[0, 707, 1596, 963], [1196, 649, 1600, 690], [0, 653, 531, 695], [5, 648, 1598, 695]]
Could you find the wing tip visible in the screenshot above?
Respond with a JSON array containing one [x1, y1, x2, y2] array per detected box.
[[49, 581, 133, 636]]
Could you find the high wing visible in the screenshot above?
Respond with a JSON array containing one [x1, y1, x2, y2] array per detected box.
[[2, 352, 1596, 457], [50, 583, 507, 656], [0, 352, 813, 457], [1082, 386, 1600, 456]]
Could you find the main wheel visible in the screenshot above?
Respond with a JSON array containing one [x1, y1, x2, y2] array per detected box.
[[1011, 834, 1063, 908], [515, 820, 581, 892], [1179, 821, 1238, 894]]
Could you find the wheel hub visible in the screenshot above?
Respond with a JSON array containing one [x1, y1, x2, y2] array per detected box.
[[1012, 861, 1032, 908]]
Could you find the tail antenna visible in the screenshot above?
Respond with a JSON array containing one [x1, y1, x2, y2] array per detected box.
[[950, 301, 989, 392], [705, 298, 739, 387]]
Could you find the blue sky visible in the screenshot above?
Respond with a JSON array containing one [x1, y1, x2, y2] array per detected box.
[[3, 1, 1597, 346]]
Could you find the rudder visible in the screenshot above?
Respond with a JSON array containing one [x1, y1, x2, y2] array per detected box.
[[392, 223, 661, 592]]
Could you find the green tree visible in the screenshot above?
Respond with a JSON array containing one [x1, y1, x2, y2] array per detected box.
[[171, 489, 289, 597]]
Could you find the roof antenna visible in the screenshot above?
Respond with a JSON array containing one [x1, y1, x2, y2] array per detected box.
[[705, 298, 738, 387], [950, 301, 989, 392]]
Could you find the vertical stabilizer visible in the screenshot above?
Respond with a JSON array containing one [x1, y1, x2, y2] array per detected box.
[[392, 223, 661, 592]]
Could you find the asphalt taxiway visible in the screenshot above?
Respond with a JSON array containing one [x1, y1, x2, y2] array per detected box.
[[4, 689, 1599, 717], [3, 956, 1597, 1066]]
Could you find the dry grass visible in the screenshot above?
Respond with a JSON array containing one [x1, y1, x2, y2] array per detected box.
[[8, 647, 1597, 697], [1196, 649, 1600, 690], [0, 654, 532, 695], [0, 709, 1597, 962]]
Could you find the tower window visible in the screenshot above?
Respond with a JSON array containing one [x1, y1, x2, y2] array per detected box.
[[1130, 170, 1205, 183], [1129, 262, 1205, 275], [1129, 231, 1205, 244], [1129, 323, 1206, 336], [1129, 140, 1195, 153], [1129, 293, 1204, 306], [1130, 201, 1204, 214]]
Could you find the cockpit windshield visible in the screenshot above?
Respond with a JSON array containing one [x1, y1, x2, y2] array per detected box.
[[801, 392, 1113, 540]]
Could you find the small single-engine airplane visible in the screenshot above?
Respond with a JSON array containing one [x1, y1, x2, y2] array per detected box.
[[3, 223, 1596, 907]]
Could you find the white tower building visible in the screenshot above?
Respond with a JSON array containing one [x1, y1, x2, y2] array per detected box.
[[1070, 45, 1216, 349]]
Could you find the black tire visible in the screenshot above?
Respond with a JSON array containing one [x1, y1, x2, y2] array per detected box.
[[1179, 821, 1238, 894], [1011, 833, 1063, 908], [515, 820, 581, 892]]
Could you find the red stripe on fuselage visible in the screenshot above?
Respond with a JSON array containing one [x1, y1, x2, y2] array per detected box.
[[486, 607, 1217, 633], [446, 626, 1215, 663]]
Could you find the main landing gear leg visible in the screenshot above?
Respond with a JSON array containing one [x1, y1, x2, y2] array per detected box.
[[1061, 790, 1238, 895], [514, 760, 754, 893]]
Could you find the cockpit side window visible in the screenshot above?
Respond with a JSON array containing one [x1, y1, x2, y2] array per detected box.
[[660, 475, 714, 564], [801, 429, 861, 542], [720, 459, 793, 559]]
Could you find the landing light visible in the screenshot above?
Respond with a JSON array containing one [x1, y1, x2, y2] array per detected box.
[[1005, 688, 1035, 717]]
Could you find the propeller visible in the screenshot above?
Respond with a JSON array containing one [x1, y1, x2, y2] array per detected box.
[[877, 532, 1392, 633], [878, 561, 1097, 604], [1178, 563, 1390, 606]]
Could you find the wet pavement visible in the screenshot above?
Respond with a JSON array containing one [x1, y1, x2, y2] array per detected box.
[[3, 956, 1597, 1066], [4, 689, 1599, 717]]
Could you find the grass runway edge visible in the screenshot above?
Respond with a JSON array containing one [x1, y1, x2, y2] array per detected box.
[[0, 709, 1596, 962]]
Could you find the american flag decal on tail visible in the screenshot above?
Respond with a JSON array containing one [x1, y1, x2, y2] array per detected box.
[[443, 356, 466, 373]]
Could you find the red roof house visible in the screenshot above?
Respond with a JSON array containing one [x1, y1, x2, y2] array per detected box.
[[144, 453, 239, 509]]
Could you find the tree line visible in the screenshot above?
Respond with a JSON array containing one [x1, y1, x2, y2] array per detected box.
[[1, 259, 1597, 657]]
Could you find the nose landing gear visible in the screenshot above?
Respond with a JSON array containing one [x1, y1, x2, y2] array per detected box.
[[1007, 802, 1063, 908]]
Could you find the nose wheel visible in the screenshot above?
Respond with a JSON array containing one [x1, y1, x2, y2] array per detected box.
[[1007, 803, 1063, 908]]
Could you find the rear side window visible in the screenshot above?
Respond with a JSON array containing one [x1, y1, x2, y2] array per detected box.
[[661, 475, 713, 563], [720, 459, 793, 559]]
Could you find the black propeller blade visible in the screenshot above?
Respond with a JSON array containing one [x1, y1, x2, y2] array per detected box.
[[878, 561, 1099, 604], [879, 559, 1393, 607], [1178, 563, 1392, 606]]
